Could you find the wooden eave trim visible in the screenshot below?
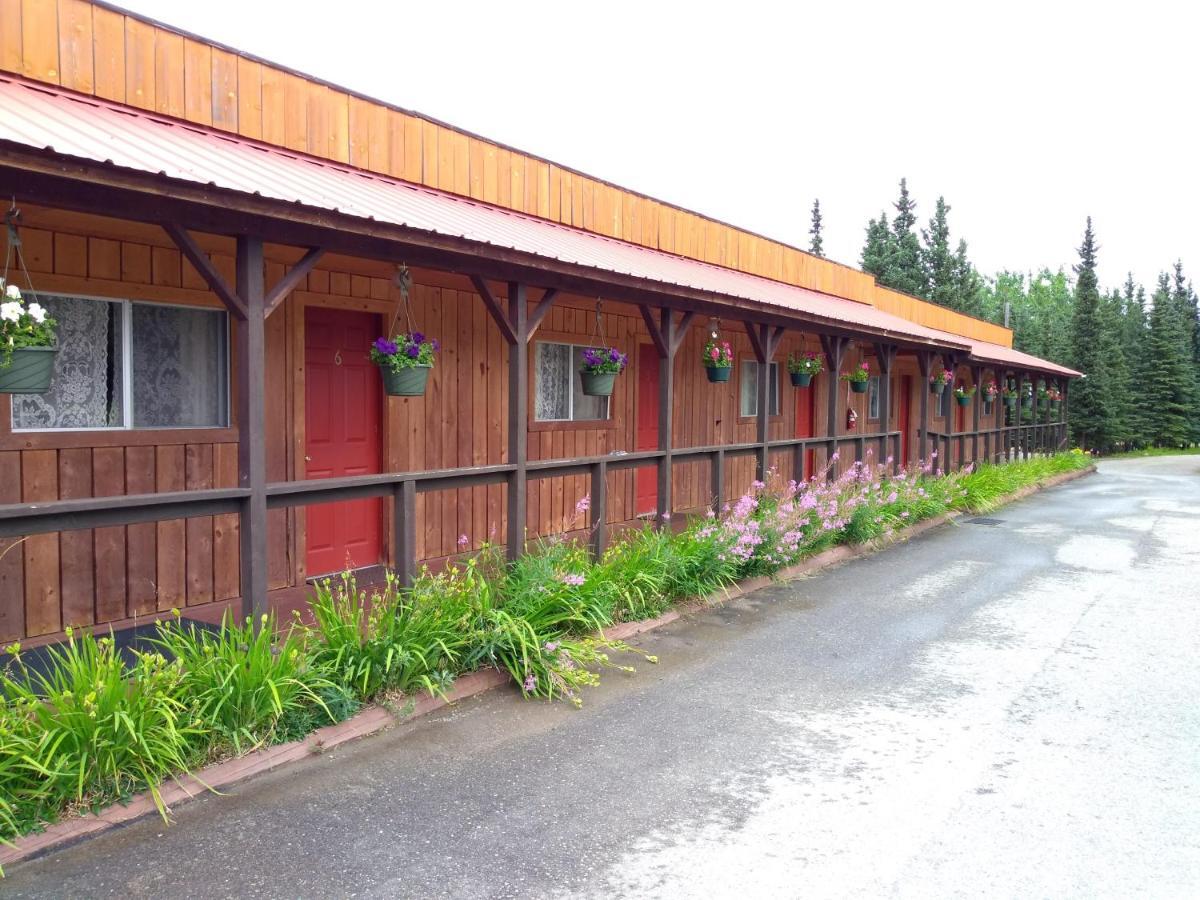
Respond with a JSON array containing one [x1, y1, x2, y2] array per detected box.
[[0, 148, 971, 353]]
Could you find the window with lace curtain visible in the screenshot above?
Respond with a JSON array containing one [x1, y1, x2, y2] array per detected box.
[[533, 342, 610, 422], [11, 294, 229, 431]]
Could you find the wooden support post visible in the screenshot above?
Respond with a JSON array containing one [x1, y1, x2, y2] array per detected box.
[[657, 309, 675, 526], [234, 235, 267, 622], [394, 479, 416, 588], [711, 448, 725, 513], [507, 282, 528, 561], [916, 350, 933, 467], [971, 364, 983, 467], [1016, 371, 1027, 460], [748, 323, 785, 481], [792, 443, 805, 483], [874, 343, 897, 468], [640, 305, 693, 527], [820, 334, 849, 480], [589, 461, 607, 559]]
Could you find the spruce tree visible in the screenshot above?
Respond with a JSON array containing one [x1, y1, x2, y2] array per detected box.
[[1171, 262, 1200, 442], [1146, 271, 1192, 446], [882, 178, 928, 297], [1100, 288, 1133, 448], [951, 239, 984, 318], [1067, 218, 1116, 450], [808, 199, 824, 257], [1120, 274, 1151, 446], [922, 197, 956, 309], [861, 213, 892, 278]]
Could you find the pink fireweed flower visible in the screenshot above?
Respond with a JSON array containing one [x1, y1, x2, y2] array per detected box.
[[561, 573, 586, 586], [831, 451, 840, 461], [523, 672, 538, 693], [575, 495, 591, 514], [544, 641, 560, 652], [457, 533, 469, 547], [886, 491, 898, 503]]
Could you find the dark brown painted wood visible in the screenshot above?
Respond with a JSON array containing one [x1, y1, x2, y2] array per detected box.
[[264, 246, 325, 317], [235, 234, 269, 619], [507, 281, 529, 560]]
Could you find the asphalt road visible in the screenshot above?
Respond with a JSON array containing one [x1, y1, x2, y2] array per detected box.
[[5, 456, 1199, 899]]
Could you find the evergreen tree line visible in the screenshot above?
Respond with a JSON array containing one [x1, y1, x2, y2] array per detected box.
[[804, 182, 1199, 452]]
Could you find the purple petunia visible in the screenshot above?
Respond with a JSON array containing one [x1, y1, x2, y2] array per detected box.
[[410, 331, 425, 344], [373, 337, 398, 356], [406, 345, 420, 358], [431, 338, 440, 352]]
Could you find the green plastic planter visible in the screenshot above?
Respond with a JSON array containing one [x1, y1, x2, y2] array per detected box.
[[789, 372, 813, 388], [705, 366, 732, 383], [0, 346, 57, 394], [380, 364, 431, 397], [930, 381, 946, 395], [956, 394, 971, 407], [848, 380, 868, 394], [580, 371, 617, 396], [1003, 396, 1016, 409], [1021, 397, 1032, 410]]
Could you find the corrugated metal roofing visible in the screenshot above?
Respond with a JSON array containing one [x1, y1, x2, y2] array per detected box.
[[0, 74, 1076, 376]]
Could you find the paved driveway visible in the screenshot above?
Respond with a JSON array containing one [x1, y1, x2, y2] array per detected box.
[[6, 456, 1199, 898]]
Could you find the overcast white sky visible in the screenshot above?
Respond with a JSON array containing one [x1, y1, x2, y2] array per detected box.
[[124, 0, 1198, 294]]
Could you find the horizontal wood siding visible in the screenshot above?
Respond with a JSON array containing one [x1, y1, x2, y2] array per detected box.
[[1, 0, 1012, 347]]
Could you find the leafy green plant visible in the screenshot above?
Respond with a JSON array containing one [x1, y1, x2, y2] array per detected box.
[[0, 630, 198, 831], [307, 572, 468, 701], [152, 613, 333, 755]]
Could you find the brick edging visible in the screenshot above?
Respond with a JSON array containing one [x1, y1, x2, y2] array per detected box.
[[0, 463, 1096, 869]]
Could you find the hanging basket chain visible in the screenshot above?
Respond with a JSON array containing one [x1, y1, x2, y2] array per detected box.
[[592, 299, 604, 344], [3, 202, 41, 306], [388, 264, 415, 337]]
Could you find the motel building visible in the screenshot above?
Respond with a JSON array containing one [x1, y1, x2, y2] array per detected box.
[[0, 0, 1077, 648]]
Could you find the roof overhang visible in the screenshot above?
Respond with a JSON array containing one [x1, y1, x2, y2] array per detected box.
[[0, 74, 980, 353]]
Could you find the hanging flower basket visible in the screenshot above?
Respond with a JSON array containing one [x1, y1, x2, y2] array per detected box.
[[929, 368, 952, 395], [840, 361, 870, 394], [953, 382, 975, 407], [370, 332, 439, 397], [702, 337, 733, 383], [580, 346, 627, 397], [1003, 395, 1017, 409], [381, 364, 432, 397], [0, 279, 57, 395], [787, 351, 823, 388], [955, 394, 971, 407]]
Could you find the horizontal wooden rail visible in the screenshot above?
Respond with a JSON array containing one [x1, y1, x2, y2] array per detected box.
[[0, 432, 902, 542]]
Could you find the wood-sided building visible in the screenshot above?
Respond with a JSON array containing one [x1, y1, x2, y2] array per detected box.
[[0, 0, 1078, 646]]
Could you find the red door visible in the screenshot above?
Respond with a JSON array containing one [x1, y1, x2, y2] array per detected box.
[[635, 343, 659, 516], [795, 373, 815, 481], [898, 375, 912, 467], [304, 307, 383, 577]]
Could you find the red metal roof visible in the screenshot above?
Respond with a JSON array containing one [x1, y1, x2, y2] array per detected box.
[[0, 74, 1074, 376]]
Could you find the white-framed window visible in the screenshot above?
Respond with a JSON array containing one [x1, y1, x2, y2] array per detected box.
[[739, 360, 781, 418], [533, 341, 611, 422], [867, 375, 881, 420], [11, 294, 230, 431], [983, 395, 994, 416]]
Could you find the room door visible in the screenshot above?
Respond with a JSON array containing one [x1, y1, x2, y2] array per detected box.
[[304, 307, 383, 578], [898, 375, 912, 467], [635, 342, 659, 516], [795, 373, 816, 480]]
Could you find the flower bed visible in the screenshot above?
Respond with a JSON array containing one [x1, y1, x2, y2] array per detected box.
[[0, 450, 1093, 857]]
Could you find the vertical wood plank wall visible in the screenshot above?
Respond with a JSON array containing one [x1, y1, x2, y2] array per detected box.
[[0, 208, 1014, 643], [0, 0, 1014, 347]]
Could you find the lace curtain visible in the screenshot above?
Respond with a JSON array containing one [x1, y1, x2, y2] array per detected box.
[[10, 295, 228, 430], [12, 295, 122, 429], [739, 361, 779, 418], [132, 304, 228, 427], [535, 342, 570, 421], [534, 342, 609, 422]]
